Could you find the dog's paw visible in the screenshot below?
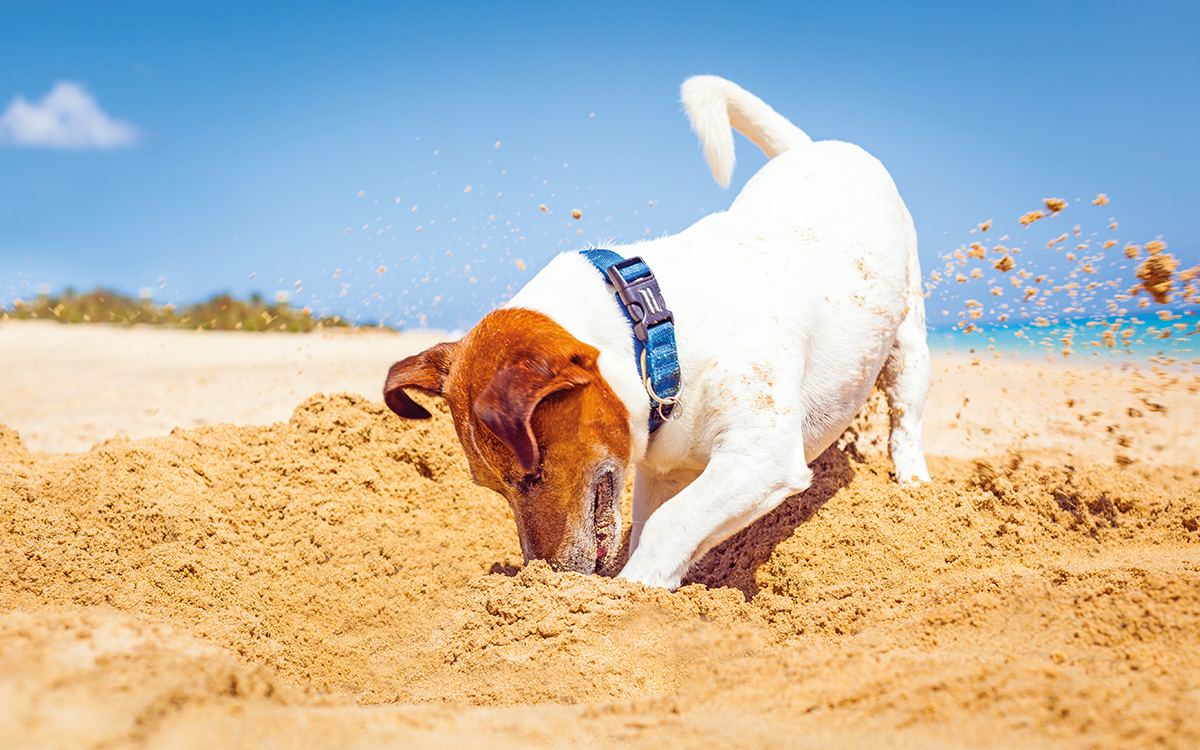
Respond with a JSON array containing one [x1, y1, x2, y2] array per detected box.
[[894, 454, 931, 486], [617, 553, 686, 591], [896, 467, 931, 485]]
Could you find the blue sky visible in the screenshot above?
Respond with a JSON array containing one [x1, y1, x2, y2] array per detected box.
[[1, 1, 1197, 330]]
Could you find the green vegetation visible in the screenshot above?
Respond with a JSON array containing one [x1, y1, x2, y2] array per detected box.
[[1, 288, 352, 332]]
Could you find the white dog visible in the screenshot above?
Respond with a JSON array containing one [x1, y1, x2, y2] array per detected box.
[[385, 75, 930, 590]]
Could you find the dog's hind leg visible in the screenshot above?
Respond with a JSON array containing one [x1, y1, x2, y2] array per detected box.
[[879, 315, 931, 484], [879, 211, 932, 484]]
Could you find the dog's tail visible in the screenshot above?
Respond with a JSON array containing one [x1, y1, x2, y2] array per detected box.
[[681, 75, 811, 189]]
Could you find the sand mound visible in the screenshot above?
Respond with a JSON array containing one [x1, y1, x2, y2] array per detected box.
[[0, 424, 30, 462], [2, 394, 1199, 748]]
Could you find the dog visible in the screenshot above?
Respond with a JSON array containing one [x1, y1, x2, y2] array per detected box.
[[384, 75, 930, 591]]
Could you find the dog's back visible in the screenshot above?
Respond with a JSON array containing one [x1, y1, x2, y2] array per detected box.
[[649, 77, 924, 463], [677, 75, 912, 291]]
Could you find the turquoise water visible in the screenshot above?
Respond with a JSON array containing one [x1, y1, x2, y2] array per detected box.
[[927, 313, 1200, 363]]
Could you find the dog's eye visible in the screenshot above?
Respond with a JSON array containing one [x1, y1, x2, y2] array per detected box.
[[515, 472, 541, 493]]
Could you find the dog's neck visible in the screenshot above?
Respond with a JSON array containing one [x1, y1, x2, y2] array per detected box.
[[506, 251, 653, 463]]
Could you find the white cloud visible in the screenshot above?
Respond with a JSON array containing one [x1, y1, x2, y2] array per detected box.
[[0, 81, 142, 149]]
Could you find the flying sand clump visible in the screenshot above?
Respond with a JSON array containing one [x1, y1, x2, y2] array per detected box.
[[1019, 210, 1047, 226], [1133, 240, 1179, 304], [1044, 197, 1067, 213]]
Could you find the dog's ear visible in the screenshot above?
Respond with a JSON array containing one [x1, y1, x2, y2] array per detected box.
[[474, 346, 598, 476], [384, 341, 461, 419]]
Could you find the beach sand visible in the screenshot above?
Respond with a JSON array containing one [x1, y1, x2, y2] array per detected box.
[[2, 320, 1198, 749]]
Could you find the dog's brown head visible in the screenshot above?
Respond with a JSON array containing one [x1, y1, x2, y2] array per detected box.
[[384, 308, 630, 574]]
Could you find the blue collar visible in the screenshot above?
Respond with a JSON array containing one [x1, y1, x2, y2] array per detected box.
[[579, 249, 683, 433]]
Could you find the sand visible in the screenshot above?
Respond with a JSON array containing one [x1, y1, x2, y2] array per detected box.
[[2, 321, 1199, 749], [0, 321, 447, 453]]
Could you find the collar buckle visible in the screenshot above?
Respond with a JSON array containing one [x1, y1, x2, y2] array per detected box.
[[604, 257, 674, 342]]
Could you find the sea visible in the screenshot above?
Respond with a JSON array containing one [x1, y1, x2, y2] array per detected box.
[[927, 312, 1200, 364]]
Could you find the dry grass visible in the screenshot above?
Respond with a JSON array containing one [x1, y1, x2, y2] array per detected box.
[[1, 288, 351, 332]]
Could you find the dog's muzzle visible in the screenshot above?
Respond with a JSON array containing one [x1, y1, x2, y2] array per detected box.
[[591, 466, 620, 575]]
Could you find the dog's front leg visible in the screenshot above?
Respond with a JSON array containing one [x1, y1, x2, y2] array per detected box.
[[618, 441, 812, 590], [629, 468, 700, 557]]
